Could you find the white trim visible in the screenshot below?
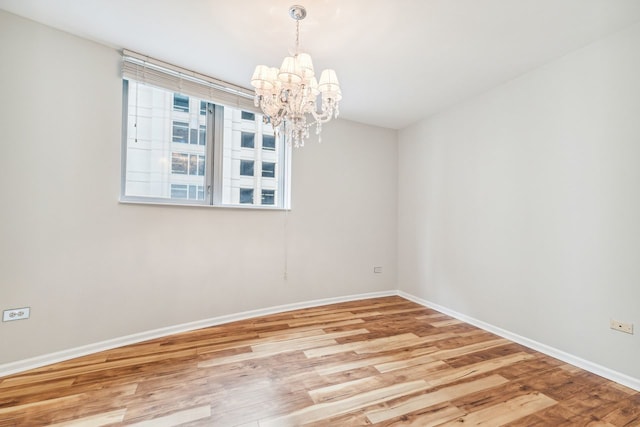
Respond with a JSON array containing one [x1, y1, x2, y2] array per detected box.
[[397, 290, 640, 392], [0, 290, 395, 378], [3, 289, 639, 392]]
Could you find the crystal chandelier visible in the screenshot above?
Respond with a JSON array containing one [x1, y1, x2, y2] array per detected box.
[[250, 5, 342, 147]]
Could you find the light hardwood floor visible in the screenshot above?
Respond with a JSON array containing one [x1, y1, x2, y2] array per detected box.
[[1, 296, 638, 426]]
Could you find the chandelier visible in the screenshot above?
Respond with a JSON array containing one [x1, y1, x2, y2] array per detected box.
[[250, 5, 342, 147]]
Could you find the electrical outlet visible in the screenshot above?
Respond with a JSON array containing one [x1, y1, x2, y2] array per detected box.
[[3, 307, 31, 322], [373, 266, 383, 274], [610, 319, 633, 334]]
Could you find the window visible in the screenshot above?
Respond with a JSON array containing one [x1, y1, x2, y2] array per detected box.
[[262, 162, 275, 178], [263, 134, 276, 151], [171, 153, 205, 176], [171, 184, 204, 200], [171, 184, 188, 199], [189, 154, 206, 176], [198, 125, 206, 145], [240, 188, 254, 204], [172, 121, 189, 143], [240, 160, 254, 176], [172, 121, 204, 145], [261, 189, 275, 205], [173, 94, 189, 112], [122, 51, 290, 208], [171, 153, 188, 174], [241, 132, 255, 148]]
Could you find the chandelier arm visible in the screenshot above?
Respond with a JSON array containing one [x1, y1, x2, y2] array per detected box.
[[310, 105, 337, 124]]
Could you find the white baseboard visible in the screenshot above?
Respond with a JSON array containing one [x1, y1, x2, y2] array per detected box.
[[397, 290, 640, 392], [0, 290, 396, 378], [3, 289, 639, 392]]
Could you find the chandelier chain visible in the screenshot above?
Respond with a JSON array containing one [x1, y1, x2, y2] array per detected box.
[[295, 20, 300, 54]]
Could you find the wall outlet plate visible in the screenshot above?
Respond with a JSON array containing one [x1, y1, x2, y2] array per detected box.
[[3, 307, 30, 322], [610, 319, 633, 334]]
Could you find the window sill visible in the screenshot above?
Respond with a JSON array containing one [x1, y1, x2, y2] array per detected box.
[[118, 197, 290, 211]]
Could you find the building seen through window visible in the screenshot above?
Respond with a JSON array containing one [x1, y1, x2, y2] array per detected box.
[[261, 189, 275, 205], [123, 81, 285, 207], [262, 162, 275, 178], [262, 134, 276, 151], [173, 94, 189, 112], [241, 132, 255, 149], [240, 160, 254, 176], [240, 188, 254, 204]]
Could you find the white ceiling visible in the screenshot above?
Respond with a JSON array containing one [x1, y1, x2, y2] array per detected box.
[[2, 0, 640, 129]]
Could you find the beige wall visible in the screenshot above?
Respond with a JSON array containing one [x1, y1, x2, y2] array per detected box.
[[0, 10, 398, 365], [398, 22, 640, 380]]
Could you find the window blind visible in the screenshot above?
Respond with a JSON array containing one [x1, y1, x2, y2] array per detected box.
[[122, 49, 259, 113]]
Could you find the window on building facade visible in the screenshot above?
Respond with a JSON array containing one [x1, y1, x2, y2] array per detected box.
[[198, 125, 206, 145], [172, 121, 204, 145], [171, 184, 188, 199], [261, 189, 275, 205], [173, 94, 189, 112], [263, 134, 276, 151], [239, 188, 254, 204], [241, 132, 255, 149], [262, 162, 276, 178], [121, 51, 290, 208], [171, 153, 205, 176], [171, 153, 188, 174], [171, 184, 204, 200], [172, 121, 189, 143], [240, 160, 254, 176]]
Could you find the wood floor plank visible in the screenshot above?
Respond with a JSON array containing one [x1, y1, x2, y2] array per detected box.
[[196, 321, 367, 356], [376, 358, 447, 377], [429, 319, 465, 327], [47, 408, 127, 426], [366, 374, 509, 423], [360, 307, 431, 317], [373, 338, 508, 373], [313, 345, 439, 376], [259, 380, 430, 426], [127, 405, 211, 426], [426, 352, 536, 387], [429, 337, 510, 361], [382, 404, 465, 427], [0, 349, 196, 388], [304, 332, 449, 358], [1, 296, 637, 427], [0, 393, 82, 417], [600, 394, 640, 426], [0, 378, 75, 401], [289, 311, 373, 328], [250, 328, 370, 353], [197, 338, 338, 368], [0, 383, 137, 426], [256, 318, 365, 338], [308, 375, 391, 403], [303, 332, 419, 358], [415, 313, 449, 320], [438, 392, 557, 426]]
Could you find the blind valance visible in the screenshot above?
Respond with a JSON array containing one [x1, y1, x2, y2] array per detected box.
[[122, 49, 259, 113]]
